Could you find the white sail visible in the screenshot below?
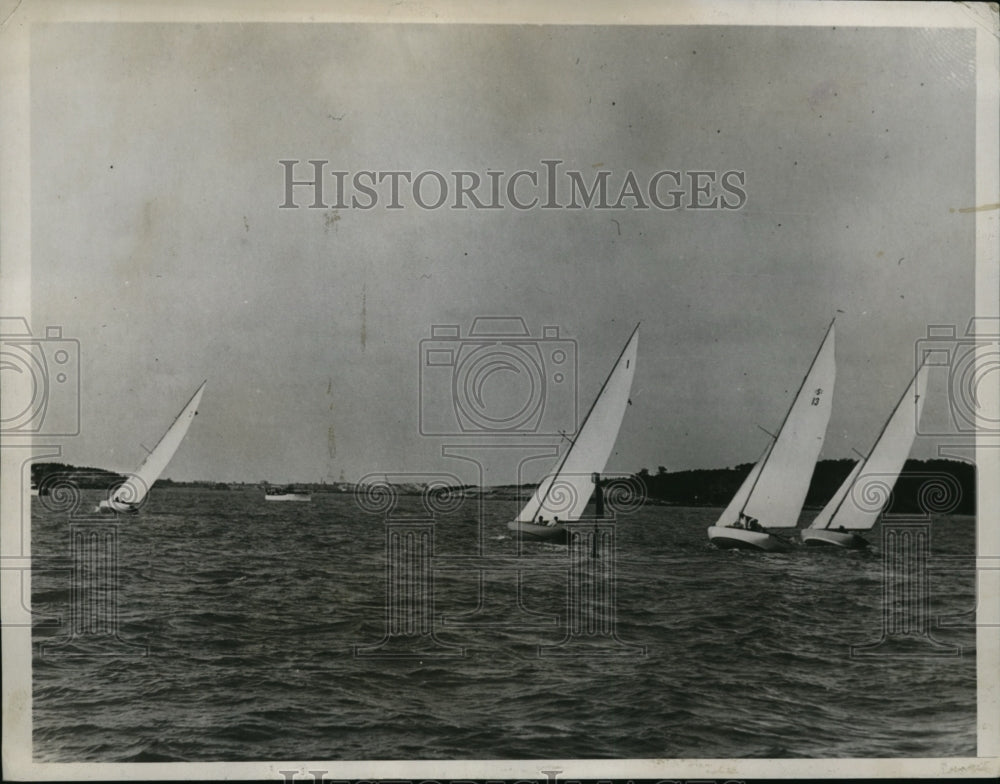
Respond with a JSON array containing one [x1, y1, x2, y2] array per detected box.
[[741, 323, 836, 528], [517, 326, 638, 524], [822, 363, 928, 530], [807, 458, 864, 529], [714, 442, 772, 527], [111, 381, 207, 508]]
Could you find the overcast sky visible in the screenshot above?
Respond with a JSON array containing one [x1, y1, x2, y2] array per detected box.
[[28, 22, 977, 484]]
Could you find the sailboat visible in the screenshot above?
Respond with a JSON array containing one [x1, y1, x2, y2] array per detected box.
[[507, 324, 639, 543], [98, 380, 207, 513], [707, 320, 836, 551], [802, 363, 927, 548]]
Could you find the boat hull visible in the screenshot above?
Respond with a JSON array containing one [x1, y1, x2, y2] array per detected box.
[[801, 528, 870, 548], [707, 525, 791, 552], [96, 499, 139, 514], [264, 493, 311, 502], [507, 520, 567, 543]]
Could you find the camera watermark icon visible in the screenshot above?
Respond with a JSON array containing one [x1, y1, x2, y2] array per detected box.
[[35, 473, 148, 656], [0, 317, 80, 437], [99, 474, 151, 513], [350, 470, 646, 657], [2, 446, 65, 629], [848, 472, 970, 658], [539, 518, 646, 658], [523, 470, 647, 523], [916, 318, 1000, 438], [847, 470, 965, 518], [352, 471, 468, 518], [353, 473, 466, 659], [932, 554, 1000, 630], [850, 518, 960, 659], [419, 317, 577, 436], [40, 518, 148, 657]]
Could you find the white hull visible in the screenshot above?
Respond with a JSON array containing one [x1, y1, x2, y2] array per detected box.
[[264, 493, 311, 502], [507, 520, 567, 543], [96, 499, 139, 514], [801, 528, 870, 549], [707, 525, 791, 552]]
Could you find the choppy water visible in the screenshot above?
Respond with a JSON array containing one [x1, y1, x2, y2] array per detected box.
[[31, 488, 976, 761]]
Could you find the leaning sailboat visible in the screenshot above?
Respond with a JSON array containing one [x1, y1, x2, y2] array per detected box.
[[802, 363, 927, 548], [99, 380, 207, 513], [508, 324, 639, 543], [707, 320, 836, 551]]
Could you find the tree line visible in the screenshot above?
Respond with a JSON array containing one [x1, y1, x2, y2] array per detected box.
[[635, 458, 975, 514], [30, 458, 977, 514]]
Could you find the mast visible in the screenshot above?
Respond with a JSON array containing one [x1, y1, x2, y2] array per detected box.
[[738, 318, 835, 518]]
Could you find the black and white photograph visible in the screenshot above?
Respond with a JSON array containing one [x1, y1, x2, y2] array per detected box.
[[1, 1, 998, 781]]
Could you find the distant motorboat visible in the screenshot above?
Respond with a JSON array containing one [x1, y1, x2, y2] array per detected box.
[[802, 363, 928, 549], [708, 320, 836, 552], [98, 381, 207, 513], [264, 485, 311, 502], [508, 324, 639, 543]]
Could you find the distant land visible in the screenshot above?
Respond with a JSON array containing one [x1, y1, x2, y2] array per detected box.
[[30, 458, 975, 514], [28, 463, 355, 494], [635, 458, 975, 515]]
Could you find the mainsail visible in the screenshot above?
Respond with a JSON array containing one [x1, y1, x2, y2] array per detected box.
[[738, 321, 836, 528], [516, 325, 639, 524], [811, 363, 927, 531], [111, 381, 207, 508]]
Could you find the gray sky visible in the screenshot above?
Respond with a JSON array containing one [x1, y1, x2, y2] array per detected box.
[[29, 23, 976, 483]]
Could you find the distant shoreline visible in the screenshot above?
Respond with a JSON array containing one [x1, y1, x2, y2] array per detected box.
[[31, 457, 976, 514]]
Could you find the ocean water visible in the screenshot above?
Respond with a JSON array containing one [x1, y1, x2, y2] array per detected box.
[[31, 488, 977, 761]]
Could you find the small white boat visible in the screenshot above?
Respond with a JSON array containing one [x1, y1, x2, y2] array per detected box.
[[508, 324, 639, 542], [264, 486, 312, 502], [802, 363, 928, 548], [98, 381, 207, 513], [708, 320, 836, 551]]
